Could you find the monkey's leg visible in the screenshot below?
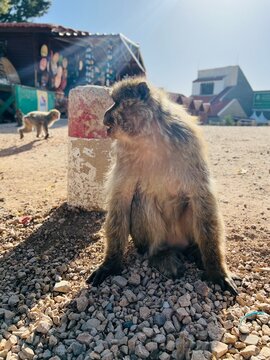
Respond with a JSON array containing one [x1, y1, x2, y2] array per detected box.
[[43, 123, 49, 139], [36, 124, 42, 138], [191, 188, 238, 294], [18, 122, 32, 139], [87, 198, 131, 286], [130, 191, 150, 255]]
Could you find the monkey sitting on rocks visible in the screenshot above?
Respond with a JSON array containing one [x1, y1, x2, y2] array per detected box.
[[18, 109, 60, 139], [87, 77, 238, 294]]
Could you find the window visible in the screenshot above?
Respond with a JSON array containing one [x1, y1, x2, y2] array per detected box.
[[200, 82, 214, 95]]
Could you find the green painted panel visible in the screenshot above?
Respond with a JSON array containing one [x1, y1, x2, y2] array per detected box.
[[14, 85, 55, 114], [253, 91, 270, 110]]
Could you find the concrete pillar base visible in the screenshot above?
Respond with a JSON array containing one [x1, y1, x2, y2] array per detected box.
[[67, 85, 113, 211]]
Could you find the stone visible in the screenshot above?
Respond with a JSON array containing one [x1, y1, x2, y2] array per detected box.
[[240, 345, 259, 359], [123, 289, 137, 303], [154, 334, 166, 344], [194, 280, 210, 297], [207, 323, 224, 341], [184, 283, 194, 292], [142, 327, 154, 338], [112, 276, 127, 287], [239, 324, 250, 334], [191, 350, 209, 360], [176, 307, 189, 318], [76, 296, 89, 312], [262, 324, 270, 336], [128, 273, 141, 286], [81, 318, 100, 331], [101, 349, 113, 360], [55, 344, 66, 357], [223, 321, 234, 330], [166, 340, 175, 352], [135, 344, 150, 359], [76, 333, 93, 345], [222, 333, 237, 344], [4, 310, 15, 320], [260, 346, 270, 358], [178, 293, 191, 307], [242, 334, 259, 345], [36, 319, 52, 334], [70, 341, 84, 356], [42, 350, 52, 359], [128, 336, 137, 352], [145, 342, 158, 352], [159, 352, 170, 360], [153, 313, 166, 327], [139, 306, 151, 320], [21, 346, 35, 359], [234, 341, 246, 349], [211, 341, 228, 358], [94, 343, 104, 354], [49, 335, 58, 347], [8, 295, 20, 307], [164, 320, 175, 333], [53, 280, 71, 293]]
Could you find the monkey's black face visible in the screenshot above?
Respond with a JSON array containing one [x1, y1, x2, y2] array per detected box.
[[104, 80, 153, 140], [103, 103, 118, 137]]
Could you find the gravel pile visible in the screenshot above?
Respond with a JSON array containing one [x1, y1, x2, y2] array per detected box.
[[0, 204, 269, 360]]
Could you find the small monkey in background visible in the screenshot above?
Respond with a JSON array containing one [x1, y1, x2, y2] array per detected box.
[[18, 109, 60, 139], [87, 77, 238, 294]]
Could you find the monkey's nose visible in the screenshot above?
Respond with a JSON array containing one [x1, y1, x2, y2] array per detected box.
[[104, 112, 113, 126]]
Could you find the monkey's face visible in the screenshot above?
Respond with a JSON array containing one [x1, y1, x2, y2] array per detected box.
[[104, 80, 153, 141], [50, 110, 60, 121]]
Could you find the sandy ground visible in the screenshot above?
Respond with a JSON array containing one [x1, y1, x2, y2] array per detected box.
[[0, 123, 269, 360], [1, 123, 269, 262]]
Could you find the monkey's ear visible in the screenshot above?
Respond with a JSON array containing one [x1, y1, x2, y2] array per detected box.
[[137, 82, 150, 100]]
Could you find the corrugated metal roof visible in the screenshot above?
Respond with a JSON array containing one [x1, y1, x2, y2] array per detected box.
[[0, 22, 120, 37]]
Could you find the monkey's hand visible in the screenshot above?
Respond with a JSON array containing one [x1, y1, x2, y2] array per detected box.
[[202, 271, 239, 295], [87, 260, 123, 287]]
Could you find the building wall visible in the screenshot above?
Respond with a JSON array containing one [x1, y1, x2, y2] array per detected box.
[[197, 66, 239, 87], [218, 99, 246, 119], [223, 68, 253, 116], [192, 79, 224, 96]]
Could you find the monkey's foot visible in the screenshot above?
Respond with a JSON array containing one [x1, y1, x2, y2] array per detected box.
[[44, 134, 49, 139], [87, 260, 123, 287], [202, 271, 239, 295], [150, 250, 185, 279]]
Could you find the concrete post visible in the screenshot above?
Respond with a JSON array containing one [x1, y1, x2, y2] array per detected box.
[[67, 85, 113, 211]]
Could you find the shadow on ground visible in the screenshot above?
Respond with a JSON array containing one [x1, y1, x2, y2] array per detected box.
[[0, 139, 43, 157], [0, 202, 104, 310]]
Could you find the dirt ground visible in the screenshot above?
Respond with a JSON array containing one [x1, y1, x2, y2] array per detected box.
[[0, 122, 269, 359], [0, 123, 269, 264]]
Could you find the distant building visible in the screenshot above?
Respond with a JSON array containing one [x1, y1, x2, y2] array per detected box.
[[251, 91, 270, 123], [191, 65, 253, 123]]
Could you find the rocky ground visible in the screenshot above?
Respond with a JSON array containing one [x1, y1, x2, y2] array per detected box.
[[0, 124, 269, 360]]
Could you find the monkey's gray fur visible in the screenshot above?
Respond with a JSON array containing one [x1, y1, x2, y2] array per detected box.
[[87, 77, 238, 294]]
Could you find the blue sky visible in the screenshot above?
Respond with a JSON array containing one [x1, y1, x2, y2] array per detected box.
[[39, 0, 270, 95]]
